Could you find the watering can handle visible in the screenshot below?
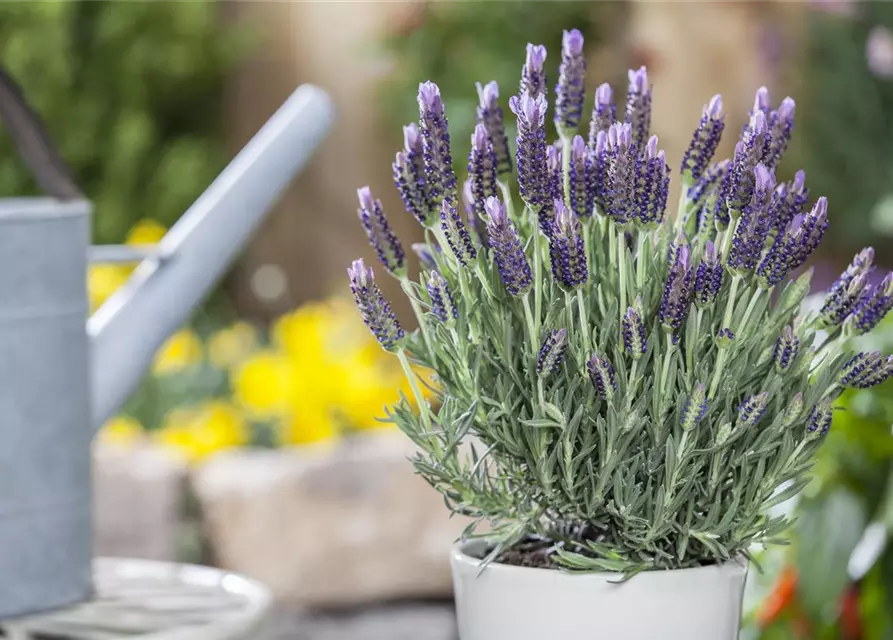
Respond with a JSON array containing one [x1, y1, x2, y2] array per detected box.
[[0, 66, 83, 200]]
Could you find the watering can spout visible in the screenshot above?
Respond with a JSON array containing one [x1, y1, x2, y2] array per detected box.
[[88, 84, 335, 432]]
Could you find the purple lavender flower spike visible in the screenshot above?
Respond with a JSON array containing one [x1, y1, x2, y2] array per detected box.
[[440, 198, 477, 267], [418, 81, 458, 208], [555, 29, 586, 132], [604, 122, 636, 224], [769, 170, 809, 239], [688, 159, 730, 205], [521, 44, 547, 98], [625, 66, 652, 149], [773, 325, 800, 373], [588, 353, 617, 400], [549, 199, 588, 289], [848, 272, 893, 334], [727, 164, 776, 275], [588, 83, 616, 148], [681, 94, 725, 184], [485, 196, 532, 297], [348, 259, 405, 352], [468, 123, 498, 225], [660, 245, 694, 333], [715, 110, 769, 226], [765, 97, 795, 169], [756, 196, 826, 288], [547, 142, 563, 212], [636, 135, 670, 228], [426, 270, 458, 324], [357, 186, 406, 278], [393, 123, 434, 227], [475, 81, 512, 177], [591, 129, 610, 215], [737, 393, 769, 429], [806, 400, 832, 437], [840, 351, 891, 388], [818, 247, 874, 327], [786, 197, 828, 270], [680, 383, 708, 431], [622, 306, 648, 359], [462, 179, 488, 249], [537, 328, 568, 377], [694, 241, 723, 307], [412, 242, 438, 272], [569, 135, 595, 219], [510, 91, 550, 213]]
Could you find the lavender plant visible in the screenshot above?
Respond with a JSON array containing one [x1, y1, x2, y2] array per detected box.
[[349, 28, 893, 573]]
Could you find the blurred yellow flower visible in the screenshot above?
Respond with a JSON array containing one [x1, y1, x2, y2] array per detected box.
[[280, 405, 337, 445], [233, 350, 294, 417], [99, 415, 144, 446], [154, 400, 247, 462], [153, 329, 203, 374], [208, 322, 258, 369], [88, 264, 131, 312], [126, 219, 167, 245]]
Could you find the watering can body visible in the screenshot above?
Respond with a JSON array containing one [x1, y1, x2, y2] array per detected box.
[[0, 85, 334, 618]]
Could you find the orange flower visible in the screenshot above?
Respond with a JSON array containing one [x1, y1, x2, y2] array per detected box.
[[757, 566, 798, 627], [840, 583, 863, 640]]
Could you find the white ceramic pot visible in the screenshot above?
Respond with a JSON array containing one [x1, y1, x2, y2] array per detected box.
[[451, 541, 748, 640]]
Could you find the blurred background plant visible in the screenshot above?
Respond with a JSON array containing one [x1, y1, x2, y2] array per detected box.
[[0, 0, 242, 244]]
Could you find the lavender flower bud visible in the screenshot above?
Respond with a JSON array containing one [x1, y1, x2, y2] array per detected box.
[[604, 122, 636, 225], [768, 170, 809, 240], [806, 400, 832, 437], [357, 186, 406, 278], [485, 196, 532, 297], [461, 180, 487, 249], [549, 199, 588, 289], [715, 110, 769, 226], [555, 29, 586, 132], [667, 232, 689, 270], [475, 81, 512, 177], [348, 259, 404, 352], [622, 306, 648, 359], [418, 81, 457, 208], [756, 198, 827, 289], [588, 353, 617, 400], [440, 198, 477, 267], [681, 383, 708, 431], [588, 83, 616, 148], [840, 351, 892, 388], [764, 97, 795, 169], [412, 242, 438, 272], [681, 94, 725, 183], [727, 164, 777, 275], [694, 241, 723, 307], [591, 129, 609, 215], [510, 91, 550, 212], [393, 123, 434, 227], [753, 86, 771, 115], [625, 66, 652, 149], [818, 247, 874, 328], [468, 123, 498, 223], [688, 159, 730, 205], [660, 245, 694, 333], [736, 392, 769, 430], [521, 43, 547, 98], [783, 392, 804, 428], [569, 135, 595, 219], [716, 328, 735, 349], [848, 273, 893, 334], [537, 328, 568, 377], [635, 135, 669, 228], [426, 270, 457, 324], [773, 325, 800, 373]]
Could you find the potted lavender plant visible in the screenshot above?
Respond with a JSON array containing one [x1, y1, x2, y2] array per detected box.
[[348, 28, 892, 640]]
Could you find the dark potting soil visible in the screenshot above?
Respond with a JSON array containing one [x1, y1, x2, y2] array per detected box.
[[493, 537, 560, 569]]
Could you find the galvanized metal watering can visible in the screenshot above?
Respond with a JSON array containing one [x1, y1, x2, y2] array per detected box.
[[0, 74, 334, 618]]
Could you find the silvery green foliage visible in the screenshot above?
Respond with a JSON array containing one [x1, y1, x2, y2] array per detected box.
[[350, 31, 892, 573]]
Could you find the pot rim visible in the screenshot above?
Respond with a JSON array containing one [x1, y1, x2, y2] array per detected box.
[[451, 539, 748, 578], [0, 197, 91, 222]]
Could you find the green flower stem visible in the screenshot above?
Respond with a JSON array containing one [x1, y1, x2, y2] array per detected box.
[[737, 288, 763, 338], [397, 348, 432, 431], [719, 213, 739, 265], [522, 293, 537, 352], [628, 359, 639, 397], [659, 332, 675, 404], [561, 134, 572, 208], [583, 218, 594, 278], [457, 268, 479, 343], [537, 377, 545, 408], [636, 230, 648, 293], [686, 308, 704, 376], [673, 184, 690, 234], [617, 229, 628, 326], [708, 276, 741, 399], [608, 224, 617, 286], [576, 288, 591, 353], [474, 262, 496, 300], [499, 180, 515, 220], [400, 277, 434, 361], [532, 216, 543, 342]]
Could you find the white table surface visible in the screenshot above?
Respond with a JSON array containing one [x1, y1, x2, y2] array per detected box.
[[0, 558, 272, 640]]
